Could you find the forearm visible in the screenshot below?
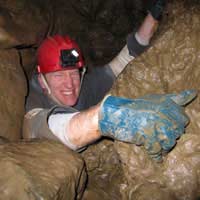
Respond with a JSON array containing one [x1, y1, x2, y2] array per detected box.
[[136, 13, 158, 45], [108, 45, 134, 77], [23, 107, 98, 151], [109, 14, 159, 77], [67, 104, 101, 148]]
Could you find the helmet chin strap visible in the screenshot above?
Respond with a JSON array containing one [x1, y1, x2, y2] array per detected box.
[[79, 67, 86, 95], [40, 74, 51, 95], [40, 67, 87, 107], [40, 74, 67, 106]]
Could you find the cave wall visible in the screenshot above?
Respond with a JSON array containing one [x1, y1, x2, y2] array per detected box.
[[0, 50, 26, 141], [0, 0, 50, 140], [110, 1, 200, 199]]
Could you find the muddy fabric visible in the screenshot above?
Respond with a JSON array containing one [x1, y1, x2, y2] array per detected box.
[[23, 108, 60, 141], [0, 49, 26, 141], [23, 106, 85, 151], [110, 1, 200, 199], [0, 140, 87, 200]]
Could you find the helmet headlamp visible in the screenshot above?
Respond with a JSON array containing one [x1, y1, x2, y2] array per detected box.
[[60, 49, 80, 68]]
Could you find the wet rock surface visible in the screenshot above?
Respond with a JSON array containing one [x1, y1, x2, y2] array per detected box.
[[0, 49, 26, 141], [111, 0, 200, 199], [81, 140, 123, 200], [0, 0, 49, 48], [0, 140, 86, 200]]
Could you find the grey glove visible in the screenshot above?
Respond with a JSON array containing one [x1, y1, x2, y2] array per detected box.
[[148, 0, 166, 20]]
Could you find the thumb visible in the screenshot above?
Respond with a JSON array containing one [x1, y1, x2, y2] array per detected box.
[[168, 90, 198, 106]]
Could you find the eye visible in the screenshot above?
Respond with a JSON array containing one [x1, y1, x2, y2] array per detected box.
[[54, 73, 63, 77], [70, 71, 80, 77]]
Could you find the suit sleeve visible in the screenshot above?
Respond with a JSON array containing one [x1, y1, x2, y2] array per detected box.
[[23, 106, 81, 151]]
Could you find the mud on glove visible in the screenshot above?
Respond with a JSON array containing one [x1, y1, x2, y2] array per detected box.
[[98, 90, 197, 161]]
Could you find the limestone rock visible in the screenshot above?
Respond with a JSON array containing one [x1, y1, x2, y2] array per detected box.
[[0, 140, 86, 200], [81, 140, 123, 200], [0, 136, 9, 144], [111, 0, 200, 199], [0, 49, 26, 141], [0, 0, 50, 48]]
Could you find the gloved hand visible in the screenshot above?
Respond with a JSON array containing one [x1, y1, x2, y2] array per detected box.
[[148, 0, 166, 20], [99, 90, 197, 161]]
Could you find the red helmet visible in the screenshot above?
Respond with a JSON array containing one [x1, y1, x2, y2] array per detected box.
[[37, 35, 85, 73]]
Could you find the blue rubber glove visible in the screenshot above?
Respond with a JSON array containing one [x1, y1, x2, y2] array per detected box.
[[99, 90, 197, 161]]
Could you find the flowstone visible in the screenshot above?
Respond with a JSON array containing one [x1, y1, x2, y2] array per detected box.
[[0, 140, 86, 200], [110, 0, 200, 199]]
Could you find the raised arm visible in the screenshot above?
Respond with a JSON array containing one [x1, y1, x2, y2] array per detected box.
[[109, 0, 166, 77]]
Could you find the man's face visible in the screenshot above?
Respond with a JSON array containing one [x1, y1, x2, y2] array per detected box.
[[44, 69, 81, 106]]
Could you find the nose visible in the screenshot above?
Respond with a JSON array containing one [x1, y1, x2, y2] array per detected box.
[[64, 74, 73, 88]]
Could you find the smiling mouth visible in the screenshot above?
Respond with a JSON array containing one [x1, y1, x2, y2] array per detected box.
[[62, 90, 74, 96]]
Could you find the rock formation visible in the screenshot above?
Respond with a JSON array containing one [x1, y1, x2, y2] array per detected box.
[[0, 0, 49, 140], [110, 0, 200, 199], [0, 140, 86, 199], [0, 49, 26, 141]]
